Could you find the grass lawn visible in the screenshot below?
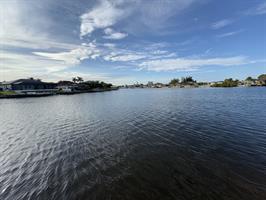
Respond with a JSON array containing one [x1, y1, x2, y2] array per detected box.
[[0, 91, 17, 96]]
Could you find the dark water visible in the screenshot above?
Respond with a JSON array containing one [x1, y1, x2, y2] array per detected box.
[[0, 88, 266, 200]]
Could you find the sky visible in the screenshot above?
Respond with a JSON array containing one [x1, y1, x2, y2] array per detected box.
[[0, 0, 266, 85]]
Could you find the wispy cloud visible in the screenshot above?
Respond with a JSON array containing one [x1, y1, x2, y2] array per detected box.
[[102, 43, 116, 48], [1, 37, 81, 51], [0, 0, 58, 50], [151, 50, 168, 55], [104, 53, 146, 62], [244, 2, 266, 15], [103, 28, 128, 40], [138, 56, 250, 72], [33, 43, 100, 65], [211, 19, 234, 29], [0, 50, 69, 74], [133, 0, 197, 29], [216, 30, 244, 38]]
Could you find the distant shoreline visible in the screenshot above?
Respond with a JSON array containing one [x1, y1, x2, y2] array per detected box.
[[0, 88, 119, 99], [1, 86, 265, 99], [120, 85, 266, 89]]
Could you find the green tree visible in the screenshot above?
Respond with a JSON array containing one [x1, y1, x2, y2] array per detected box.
[[211, 78, 239, 87], [72, 77, 84, 84], [76, 77, 84, 83], [181, 76, 196, 84], [245, 77, 254, 81], [258, 74, 266, 85], [169, 78, 179, 86], [72, 77, 77, 84]]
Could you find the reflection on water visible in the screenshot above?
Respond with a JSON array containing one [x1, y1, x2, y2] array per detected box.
[[0, 87, 266, 200]]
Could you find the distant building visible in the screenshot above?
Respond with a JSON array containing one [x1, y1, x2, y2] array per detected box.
[[244, 80, 257, 87], [0, 78, 56, 91], [56, 80, 75, 92], [147, 81, 154, 88], [154, 83, 165, 88], [210, 81, 223, 86], [255, 80, 263, 86]]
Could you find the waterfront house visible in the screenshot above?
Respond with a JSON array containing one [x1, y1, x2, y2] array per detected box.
[[210, 81, 223, 86], [56, 80, 75, 92], [255, 80, 263, 86], [0, 78, 57, 93], [244, 80, 257, 87], [154, 83, 165, 88], [147, 81, 154, 88]]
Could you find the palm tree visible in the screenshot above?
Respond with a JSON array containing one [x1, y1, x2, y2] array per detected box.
[[77, 77, 84, 83], [72, 77, 77, 84]]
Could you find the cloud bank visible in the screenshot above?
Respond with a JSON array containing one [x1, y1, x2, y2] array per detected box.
[[139, 56, 250, 72]]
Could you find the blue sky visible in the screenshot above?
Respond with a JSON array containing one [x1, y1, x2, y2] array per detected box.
[[0, 0, 265, 84]]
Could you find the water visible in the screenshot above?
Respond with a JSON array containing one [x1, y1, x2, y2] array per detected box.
[[0, 87, 266, 200]]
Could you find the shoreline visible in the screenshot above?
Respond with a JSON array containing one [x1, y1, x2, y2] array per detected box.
[[121, 85, 266, 89], [0, 86, 265, 99], [0, 88, 119, 99]]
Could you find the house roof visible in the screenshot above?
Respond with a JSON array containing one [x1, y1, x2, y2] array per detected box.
[[1, 78, 55, 85]]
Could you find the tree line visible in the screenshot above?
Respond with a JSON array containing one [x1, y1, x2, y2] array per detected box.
[[69, 77, 112, 89], [169, 74, 266, 87], [169, 76, 196, 86]]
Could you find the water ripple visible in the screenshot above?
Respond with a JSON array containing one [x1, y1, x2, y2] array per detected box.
[[0, 88, 266, 199]]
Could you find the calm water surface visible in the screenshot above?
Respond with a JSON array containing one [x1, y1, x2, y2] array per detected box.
[[0, 87, 266, 200]]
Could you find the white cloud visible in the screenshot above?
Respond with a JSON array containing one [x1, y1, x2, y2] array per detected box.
[[104, 54, 146, 62], [1, 37, 81, 51], [0, 50, 68, 75], [102, 43, 116, 48], [104, 27, 114, 35], [149, 53, 177, 60], [103, 28, 128, 40], [104, 32, 128, 39], [151, 50, 169, 55], [139, 56, 250, 72], [101, 43, 178, 63], [245, 2, 266, 15], [80, 0, 125, 37], [254, 2, 266, 14], [79, 0, 198, 37], [0, 0, 62, 50], [33, 43, 100, 65], [217, 30, 243, 38], [211, 19, 234, 29]]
